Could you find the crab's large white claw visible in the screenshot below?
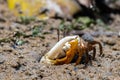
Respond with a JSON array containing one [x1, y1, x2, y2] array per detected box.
[[40, 35, 79, 64], [46, 35, 78, 59]]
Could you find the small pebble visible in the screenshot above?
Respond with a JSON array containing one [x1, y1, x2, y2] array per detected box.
[[105, 31, 116, 37], [0, 15, 6, 22], [82, 33, 94, 42], [73, 67, 78, 71], [0, 54, 6, 64], [91, 30, 104, 37], [103, 38, 116, 46], [118, 31, 120, 37], [112, 45, 120, 51]]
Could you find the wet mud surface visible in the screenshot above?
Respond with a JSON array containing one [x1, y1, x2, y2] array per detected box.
[[0, 1, 120, 80]]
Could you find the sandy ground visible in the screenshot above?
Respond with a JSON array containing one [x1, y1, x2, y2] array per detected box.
[[0, 1, 120, 80]]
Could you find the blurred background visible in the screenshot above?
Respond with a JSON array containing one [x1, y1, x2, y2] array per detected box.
[[0, 0, 120, 80], [6, 0, 120, 20]]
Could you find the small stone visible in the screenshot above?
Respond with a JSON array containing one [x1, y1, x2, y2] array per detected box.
[[91, 30, 104, 37], [0, 15, 6, 22], [0, 54, 6, 64], [112, 45, 120, 51], [118, 31, 120, 37], [105, 31, 116, 37], [89, 73, 94, 78], [71, 71, 76, 75], [82, 33, 94, 42], [73, 67, 78, 71], [103, 38, 116, 46]]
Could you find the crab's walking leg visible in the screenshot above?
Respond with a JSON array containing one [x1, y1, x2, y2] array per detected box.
[[92, 46, 96, 60], [75, 47, 82, 65], [91, 41, 103, 56], [87, 43, 94, 59], [89, 55, 92, 65], [75, 39, 86, 65], [85, 49, 89, 66]]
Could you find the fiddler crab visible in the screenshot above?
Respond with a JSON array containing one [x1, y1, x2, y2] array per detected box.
[[40, 35, 102, 65]]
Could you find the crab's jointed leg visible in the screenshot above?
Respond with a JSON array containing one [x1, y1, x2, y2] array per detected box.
[[87, 41, 103, 60], [92, 46, 96, 60]]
